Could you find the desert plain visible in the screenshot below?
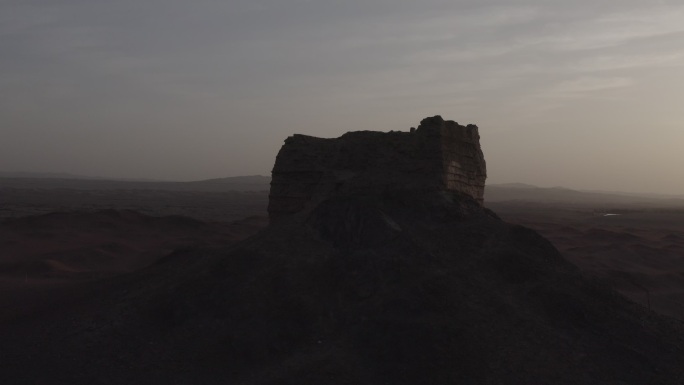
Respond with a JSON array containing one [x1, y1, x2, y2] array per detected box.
[[3, 176, 684, 321]]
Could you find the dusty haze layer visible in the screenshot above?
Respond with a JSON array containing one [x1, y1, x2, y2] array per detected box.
[[3, 1, 684, 193]]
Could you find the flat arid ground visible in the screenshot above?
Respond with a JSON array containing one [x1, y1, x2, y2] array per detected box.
[[0, 176, 270, 326]]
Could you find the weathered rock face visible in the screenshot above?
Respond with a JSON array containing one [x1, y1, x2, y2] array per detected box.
[[268, 116, 486, 220]]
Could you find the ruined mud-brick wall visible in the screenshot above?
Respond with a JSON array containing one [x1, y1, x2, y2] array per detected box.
[[268, 116, 486, 220]]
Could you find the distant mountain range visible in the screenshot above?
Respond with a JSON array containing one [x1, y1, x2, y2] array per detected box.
[[0, 172, 270, 184], [486, 183, 684, 208], [0, 173, 272, 192], [0, 171, 159, 182], [197, 175, 271, 184], [0, 171, 106, 180]]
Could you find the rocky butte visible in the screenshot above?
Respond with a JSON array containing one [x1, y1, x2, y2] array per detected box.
[[268, 115, 487, 220]]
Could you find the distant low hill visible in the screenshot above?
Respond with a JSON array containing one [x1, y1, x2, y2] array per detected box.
[[486, 183, 684, 209], [0, 171, 106, 180], [0, 171, 158, 182], [197, 175, 271, 185], [0, 175, 272, 192], [187, 175, 271, 191]]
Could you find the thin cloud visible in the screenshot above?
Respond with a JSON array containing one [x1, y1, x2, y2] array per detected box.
[[569, 53, 684, 73], [553, 77, 634, 96], [523, 5, 684, 51]]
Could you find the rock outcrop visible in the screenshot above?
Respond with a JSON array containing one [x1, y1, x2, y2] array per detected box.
[[268, 116, 486, 220]]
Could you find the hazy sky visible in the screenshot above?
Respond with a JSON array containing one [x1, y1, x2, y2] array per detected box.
[[2, 1, 684, 193]]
